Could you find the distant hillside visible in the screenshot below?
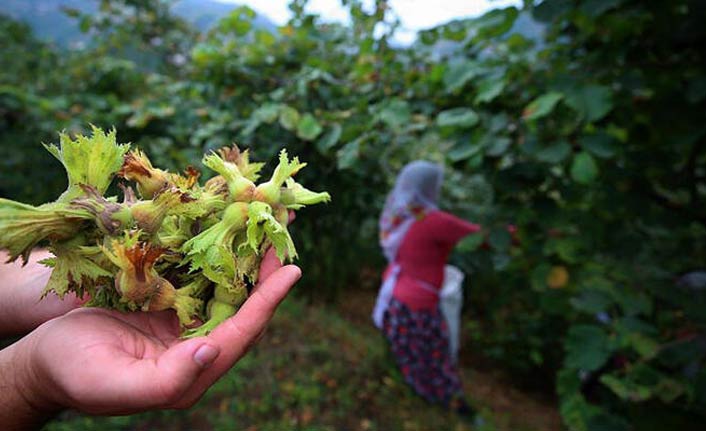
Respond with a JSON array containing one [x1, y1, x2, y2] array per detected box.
[[0, 0, 276, 48], [419, 10, 545, 60], [172, 0, 276, 33]]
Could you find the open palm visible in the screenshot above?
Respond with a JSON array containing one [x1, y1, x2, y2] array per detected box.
[[19, 248, 301, 416]]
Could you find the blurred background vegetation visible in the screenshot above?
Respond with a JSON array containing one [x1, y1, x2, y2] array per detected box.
[[1, 0, 705, 430]]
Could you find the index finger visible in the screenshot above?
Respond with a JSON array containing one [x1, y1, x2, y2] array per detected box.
[[256, 247, 283, 285], [171, 264, 301, 407], [209, 264, 300, 360]]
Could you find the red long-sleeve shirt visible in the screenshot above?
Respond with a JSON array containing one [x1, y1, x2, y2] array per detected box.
[[383, 211, 480, 310]]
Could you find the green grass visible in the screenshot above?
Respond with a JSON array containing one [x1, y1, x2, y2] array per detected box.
[[44, 297, 554, 431]]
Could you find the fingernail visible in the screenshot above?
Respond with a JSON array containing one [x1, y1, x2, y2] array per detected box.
[[193, 344, 220, 368]]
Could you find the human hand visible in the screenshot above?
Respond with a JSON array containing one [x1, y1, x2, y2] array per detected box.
[[0, 250, 85, 337], [0, 248, 300, 429]]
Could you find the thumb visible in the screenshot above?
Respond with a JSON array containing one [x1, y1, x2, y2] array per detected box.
[[79, 338, 222, 414], [145, 338, 221, 406]]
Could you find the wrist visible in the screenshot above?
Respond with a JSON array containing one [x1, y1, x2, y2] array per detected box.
[[0, 335, 63, 429]]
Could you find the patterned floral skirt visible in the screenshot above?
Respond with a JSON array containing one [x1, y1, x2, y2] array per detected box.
[[382, 297, 464, 407]]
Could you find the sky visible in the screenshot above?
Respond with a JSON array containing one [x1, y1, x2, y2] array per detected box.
[[216, 0, 521, 44]]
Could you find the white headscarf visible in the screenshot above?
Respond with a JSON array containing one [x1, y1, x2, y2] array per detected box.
[[379, 160, 444, 262], [373, 161, 444, 329]]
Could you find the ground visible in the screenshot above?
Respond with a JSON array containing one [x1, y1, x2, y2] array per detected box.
[[44, 289, 562, 431]]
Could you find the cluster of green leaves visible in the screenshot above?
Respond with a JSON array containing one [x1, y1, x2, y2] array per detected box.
[[1, 0, 705, 428], [0, 126, 329, 337]]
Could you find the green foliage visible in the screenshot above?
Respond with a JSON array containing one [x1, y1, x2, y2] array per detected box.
[[564, 325, 614, 372], [2, 0, 706, 428], [570, 152, 599, 185], [523, 92, 563, 121]]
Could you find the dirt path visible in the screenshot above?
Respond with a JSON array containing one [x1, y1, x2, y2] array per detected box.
[[336, 287, 563, 431]]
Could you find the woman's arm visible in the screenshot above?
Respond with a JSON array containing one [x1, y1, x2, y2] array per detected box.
[[431, 211, 482, 244], [431, 212, 518, 248], [0, 251, 84, 337]]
